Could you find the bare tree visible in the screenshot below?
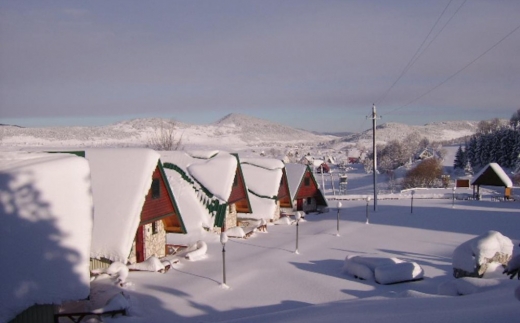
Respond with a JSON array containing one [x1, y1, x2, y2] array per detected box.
[[147, 119, 183, 151], [402, 158, 444, 189]]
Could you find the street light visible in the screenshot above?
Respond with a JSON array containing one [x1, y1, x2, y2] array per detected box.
[[220, 232, 228, 286], [295, 211, 302, 254], [336, 201, 342, 237], [366, 196, 371, 224], [411, 190, 415, 214], [452, 187, 456, 208]]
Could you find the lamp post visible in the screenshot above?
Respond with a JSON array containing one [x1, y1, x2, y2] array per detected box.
[[336, 201, 342, 237], [295, 211, 301, 254], [365, 196, 371, 224], [452, 187, 456, 208], [220, 232, 228, 286], [411, 190, 415, 214]]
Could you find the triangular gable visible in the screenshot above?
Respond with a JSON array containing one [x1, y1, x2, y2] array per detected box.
[[229, 153, 252, 213], [278, 167, 293, 208], [471, 163, 513, 187], [141, 161, 187, 234], [286, 163, 327, 207]]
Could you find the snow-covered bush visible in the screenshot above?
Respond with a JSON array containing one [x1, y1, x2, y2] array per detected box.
[[452, 230, 513, 278]]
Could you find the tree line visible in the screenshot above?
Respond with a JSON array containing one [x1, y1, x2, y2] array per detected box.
[[454, 110, 520, 173]]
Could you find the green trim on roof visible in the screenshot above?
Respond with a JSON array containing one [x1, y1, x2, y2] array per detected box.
[[158, 160, 187, 234], [46, 150, 86, 157], [248, 189, 277, 200]]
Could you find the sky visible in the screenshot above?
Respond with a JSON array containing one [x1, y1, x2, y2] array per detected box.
[[1, 0, 520, 133]]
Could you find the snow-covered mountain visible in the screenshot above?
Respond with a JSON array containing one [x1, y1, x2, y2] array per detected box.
[[0, 114, 335, 149], [340, 120, 481, 147]]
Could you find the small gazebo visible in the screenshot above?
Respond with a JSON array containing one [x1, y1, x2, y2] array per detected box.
[[470, 163, 513, 200]]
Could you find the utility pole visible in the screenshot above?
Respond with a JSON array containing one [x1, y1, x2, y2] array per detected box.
[[367, 104, 380, 211]]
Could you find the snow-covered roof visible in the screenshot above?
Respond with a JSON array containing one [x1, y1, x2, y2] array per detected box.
[[241, 157, 284, 170], [164, 168, 214, 246], [187, 150, 220, 159], [87, 148, 161, 263], [0, 152, 92, 322], [188, 152, 238, 201], [284, 163, 308, 200], [239, 160, 284, 220], [470, 163, 513, 187]]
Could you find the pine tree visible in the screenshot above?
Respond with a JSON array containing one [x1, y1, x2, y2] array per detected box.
[[453, 145, 465, 169]]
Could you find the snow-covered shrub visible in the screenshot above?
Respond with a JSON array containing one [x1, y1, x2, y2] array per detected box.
[[452, 230, 513, 278]]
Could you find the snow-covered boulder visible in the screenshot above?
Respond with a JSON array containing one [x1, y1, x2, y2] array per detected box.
[[343, 255, 424, 284], [452, 231, 513, 278]]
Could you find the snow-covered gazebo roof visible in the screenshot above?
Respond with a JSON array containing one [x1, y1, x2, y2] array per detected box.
[[86, 148, 162, 263], [470, 163, 513, 188], [0, 152, 93, 322]]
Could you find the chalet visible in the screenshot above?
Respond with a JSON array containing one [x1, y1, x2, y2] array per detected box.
[[415, 147, 437, 160], [238, 157, 292, 223], [85, 148, 187, 269], [0, 152, 93, 323], [470, 163, 513, 200], [161, 150, 252, 234], [285, 163, 328, 214]]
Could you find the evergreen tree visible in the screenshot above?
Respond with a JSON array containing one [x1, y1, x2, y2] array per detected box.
[[453, 145, 466, 169]]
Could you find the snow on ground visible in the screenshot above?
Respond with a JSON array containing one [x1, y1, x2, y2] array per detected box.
[[89, 197, 520, 323], [2, 123, 519, 323]]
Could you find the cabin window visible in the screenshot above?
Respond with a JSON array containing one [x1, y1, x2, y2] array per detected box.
[[307, 197, 312, 205], [280, 177, 284, 186], [151, 178, 160, 199], [304, 177, 310, 186], [233, 174, 238, 187], [152, 221, 158, 234]]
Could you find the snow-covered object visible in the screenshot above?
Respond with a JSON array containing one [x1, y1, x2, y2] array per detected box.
[[185, 241, 208, 261], [188, 153, 238, 201], [226, 226, 246, 238], [344, 255, 423, 284], [128, 256, 165, 272], [87, 148, 161, 263], [438, 277, 502, 296], [504, 254, 520, 279], [187, 150, 220, 159], [241, 163, 282, 197], [241, 193, 278, 221], [374, 262, 424, 285], [92, 292, 130, 314], [0, 152, 93, 323], [452, 230, 513, 277], [220, 232, 229, 244], [274, 216, 292, 225], [106, 262, 129, 284]]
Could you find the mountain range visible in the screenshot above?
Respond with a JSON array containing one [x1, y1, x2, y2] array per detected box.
[[0, 113, 487, 149]]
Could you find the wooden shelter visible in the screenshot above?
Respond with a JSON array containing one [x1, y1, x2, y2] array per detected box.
[[470, 163, 513, 200]]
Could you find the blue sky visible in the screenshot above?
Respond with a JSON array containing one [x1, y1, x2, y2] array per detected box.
[[1, 0, 519, 133]]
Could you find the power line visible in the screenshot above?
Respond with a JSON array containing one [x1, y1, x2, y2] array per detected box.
[[375, 0, 455, 105], [386, 22, 520, 115]]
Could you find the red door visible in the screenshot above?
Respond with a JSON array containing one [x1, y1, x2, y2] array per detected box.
[[136, 225, 145, 263], [296, 199, 303, 211]]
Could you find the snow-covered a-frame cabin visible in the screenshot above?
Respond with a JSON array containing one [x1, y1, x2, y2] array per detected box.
[[470, 162, 514, 200], [285, 163, 328, 214], [239, 157, 292, 222], [83, 148, 187, 269], [161, 150, 252, 233], [0, 152, 92, 323]]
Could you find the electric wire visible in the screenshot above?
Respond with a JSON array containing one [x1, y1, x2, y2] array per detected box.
[[374, 0, 455, 106], [385, 22, 520, 115]]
